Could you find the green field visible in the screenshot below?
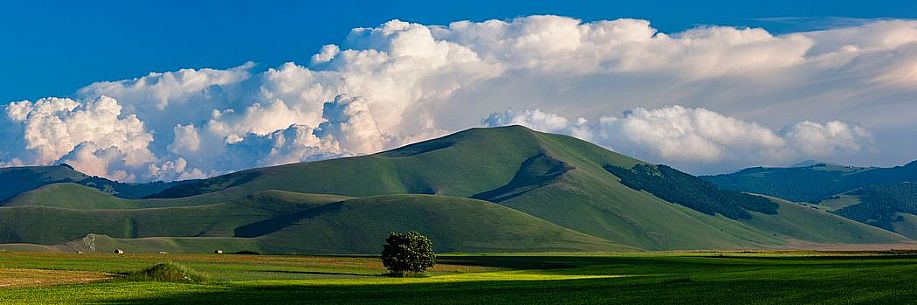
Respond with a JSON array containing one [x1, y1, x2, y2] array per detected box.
[[1, 251, 916, 304]]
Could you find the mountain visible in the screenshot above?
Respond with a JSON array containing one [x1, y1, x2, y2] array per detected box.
[[0, 164, 181, 202], [0, 126, 907, 253], [703, 161, 917, 203], [704, 162, 917, 238], [790, 160, 831, 167]]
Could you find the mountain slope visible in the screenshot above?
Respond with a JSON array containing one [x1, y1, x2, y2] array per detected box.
[[253, 194, 628, 253], [150, 126, 561, 199], [737, 195, 905, 244], [0, 189, 345, 245]]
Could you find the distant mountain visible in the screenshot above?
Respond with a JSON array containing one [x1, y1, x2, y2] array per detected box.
[[704, 161, 917, 238], [818, 182, 917, 239], [703, 161, 917, 203], [0, 165, 181, 202], [0, 126, 906, 253], [790, 160, 834, 167]]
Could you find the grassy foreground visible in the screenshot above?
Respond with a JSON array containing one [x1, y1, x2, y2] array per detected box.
[[0, 251, 916, 304]]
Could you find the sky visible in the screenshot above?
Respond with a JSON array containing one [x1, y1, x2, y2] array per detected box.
[[1, 0, 916, 181]]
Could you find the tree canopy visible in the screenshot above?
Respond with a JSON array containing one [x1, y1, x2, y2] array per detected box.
[[381, 231, 436, 276]]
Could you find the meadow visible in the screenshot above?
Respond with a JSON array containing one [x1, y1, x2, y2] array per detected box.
[[1, 251, 916, 304]]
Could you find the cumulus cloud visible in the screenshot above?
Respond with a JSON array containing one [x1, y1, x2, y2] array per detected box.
[[3, 15, 916, 180], [231, 124, 343, 167], [315, 95, 387, 153], [482, 109, 594, 141], [784, 121, 873, 156], [78, 63, 254, 111], [600, 106, 788, 162], [483, 106, 874, 173], [2, 96, 156, 181], [311, 44, 340, 65], [169, 124, 201, 155], [435, 17, 813, 76]]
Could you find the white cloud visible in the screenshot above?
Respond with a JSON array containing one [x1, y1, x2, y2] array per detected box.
[[61, 143, 137, 182], [2, 96, 156, 181], [784, 121, 873, 156], [2, 15, 916, 180], [484, 106, 873, 173], [601, 106, 788, 162], [254, 124, 344, 166], [436, 16, 813, 76], [206, 99, 306, 139], [482, 109, 594, 141], [314, 95, 386, 154], [311, 44, 340, 64], [169, 124, 201, 155], [78, 63, 253, 111], [148, 158, 209, 181]]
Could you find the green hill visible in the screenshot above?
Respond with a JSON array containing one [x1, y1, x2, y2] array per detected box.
[[0, 126, 909, 253], [0, 190, 335, 245], [4, 183, 243, 210], [0, 189, 627, 253], [253, 194, 628, 253]]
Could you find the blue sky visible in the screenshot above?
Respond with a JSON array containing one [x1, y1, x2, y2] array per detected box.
[[3, 0, 917, 103], [2, 1, 917, 181]]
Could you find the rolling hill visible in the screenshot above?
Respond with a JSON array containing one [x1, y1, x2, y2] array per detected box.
[[0, 189, 624, 253], [0, 126, 909, 253]]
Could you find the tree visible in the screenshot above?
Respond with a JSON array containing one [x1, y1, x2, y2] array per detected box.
[[381, 231, 436, 276]]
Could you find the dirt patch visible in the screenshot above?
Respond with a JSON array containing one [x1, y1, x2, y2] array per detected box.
[[0, 268, 114, 288]]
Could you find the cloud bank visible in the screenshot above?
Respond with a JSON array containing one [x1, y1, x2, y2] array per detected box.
[[482, 106, 872, 173], [2, 15, 915, 181]]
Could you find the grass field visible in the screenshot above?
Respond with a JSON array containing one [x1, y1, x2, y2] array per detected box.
[[1, 251, 916, 304]]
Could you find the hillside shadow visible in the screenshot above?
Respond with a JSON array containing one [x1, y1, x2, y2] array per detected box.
[[472, 153, 572, 203], [146, 172, 261, 199], [234, 203, 344, 237], [383, 140, 454, 157]]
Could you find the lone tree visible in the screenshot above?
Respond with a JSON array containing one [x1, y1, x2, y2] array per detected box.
[[381, 231, 436, 276]]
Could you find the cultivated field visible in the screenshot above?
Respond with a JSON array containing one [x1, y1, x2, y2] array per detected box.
[[1, 251, 916, 304]]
